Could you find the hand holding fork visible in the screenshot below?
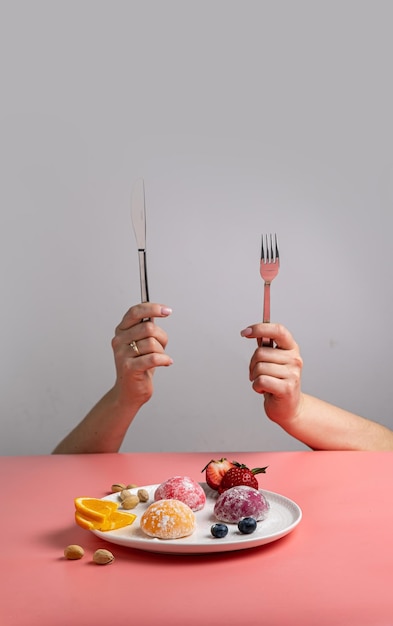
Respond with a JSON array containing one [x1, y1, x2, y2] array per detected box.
[[259, 234, 280, 347]]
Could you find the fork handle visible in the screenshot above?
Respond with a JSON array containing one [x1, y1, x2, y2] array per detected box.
[[263, 282, 271, 324], [259, 282, 273, 347]]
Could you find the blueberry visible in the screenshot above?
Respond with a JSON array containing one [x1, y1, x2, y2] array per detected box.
[[237, 517, 257, 534], [211, 523, 229, 538]]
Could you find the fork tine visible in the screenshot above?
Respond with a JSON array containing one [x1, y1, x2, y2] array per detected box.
[[261, 234, 270, 262], [261, 235, 265, 262], [273, 233, 279, 262]]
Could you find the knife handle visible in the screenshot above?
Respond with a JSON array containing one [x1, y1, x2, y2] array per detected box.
[[138, 249, 150, 304]]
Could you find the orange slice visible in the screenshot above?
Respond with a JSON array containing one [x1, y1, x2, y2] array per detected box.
[[75, 511, 95, 530], [74, 497, 137, 531], [74, 497, 118, 522], [75, 509, 137, 531], [99, 510, 137, 531]]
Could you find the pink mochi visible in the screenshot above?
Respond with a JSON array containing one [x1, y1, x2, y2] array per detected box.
[[154, 476, 206, 511], [214, 485, 270, 523]]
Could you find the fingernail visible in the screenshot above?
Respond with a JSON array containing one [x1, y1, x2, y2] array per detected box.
[[240, 327, 253, 337], [161, 307, 172, 316]]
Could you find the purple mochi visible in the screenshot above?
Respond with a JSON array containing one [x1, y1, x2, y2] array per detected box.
[[214, 485, 270, 523]]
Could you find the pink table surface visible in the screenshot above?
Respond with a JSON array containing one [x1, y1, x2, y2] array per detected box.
[[1, 450, 392, 626]]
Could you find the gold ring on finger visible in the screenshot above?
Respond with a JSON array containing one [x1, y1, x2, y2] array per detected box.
[[129, 340, 140, 356]]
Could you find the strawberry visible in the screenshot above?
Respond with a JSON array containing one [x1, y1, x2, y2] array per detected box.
[[218, 462, 268, 493], [202, 458, 236, 491]]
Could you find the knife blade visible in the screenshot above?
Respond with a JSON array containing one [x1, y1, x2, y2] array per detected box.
[[131, 178, 150, 303]]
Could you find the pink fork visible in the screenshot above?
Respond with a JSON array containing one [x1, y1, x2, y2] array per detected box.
[[259, 234, 280, 347]]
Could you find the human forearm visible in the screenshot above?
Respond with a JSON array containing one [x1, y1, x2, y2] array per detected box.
[[279, 393, 393, 451], [52, 388, 142, 454]]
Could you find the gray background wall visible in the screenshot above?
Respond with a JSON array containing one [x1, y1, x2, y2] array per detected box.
[[1, 0, 392, 455]]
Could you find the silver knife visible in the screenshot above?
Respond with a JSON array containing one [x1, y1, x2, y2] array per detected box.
[[131, 178, 150, 303]]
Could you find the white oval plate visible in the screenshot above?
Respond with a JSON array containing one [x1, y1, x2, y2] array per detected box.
[[91, 483, 302, 555]]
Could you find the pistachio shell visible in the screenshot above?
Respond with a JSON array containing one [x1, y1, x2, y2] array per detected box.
[[64, 544, 84, 560], [93, 549, 114, 565]]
